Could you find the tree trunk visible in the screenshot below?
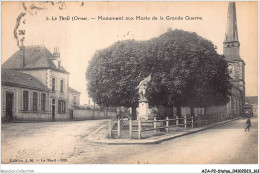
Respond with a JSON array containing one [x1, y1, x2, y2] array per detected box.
[[176, 106, 182, 124], [204, 107, 207, 116], [168, 105, 174, 119], [190, 106, 195, 127], [132, 107, 137, 120], [190, 106, 195, 117], [177, 106, 181, 117]]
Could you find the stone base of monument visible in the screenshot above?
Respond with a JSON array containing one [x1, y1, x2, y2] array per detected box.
[[137, 100, 150, 120]]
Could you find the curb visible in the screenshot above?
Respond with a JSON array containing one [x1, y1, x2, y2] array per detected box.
[[87, 117, 241, 145]]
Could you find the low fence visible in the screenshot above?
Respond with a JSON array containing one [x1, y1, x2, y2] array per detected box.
[[108, 114, 238, 139]]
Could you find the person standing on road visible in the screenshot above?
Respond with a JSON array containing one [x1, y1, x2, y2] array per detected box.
[[245, 117, 251, 131]]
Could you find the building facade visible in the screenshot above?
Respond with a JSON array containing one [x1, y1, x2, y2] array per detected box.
[[2, 46, 80, 121], [68, 87, 81, 119], [68, 87, 81, 108], [224, 2, 245, 115], [1, 68, 50, 121]]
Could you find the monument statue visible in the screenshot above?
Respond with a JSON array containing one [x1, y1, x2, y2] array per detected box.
[[136, 74, 151, 100], [136, 74, 152, 120]]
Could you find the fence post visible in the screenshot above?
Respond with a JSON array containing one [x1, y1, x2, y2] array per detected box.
[[166, 116, 169, 133], [184, 115, 187, 130], [129, 118, 132, 139], [108, 120, 112, 138], [191, 116, 194, 128], [154, 117, 157, 135], [176, 115, 179, 129], [138, 118, 141, 139], [118, 119, 121, 138]]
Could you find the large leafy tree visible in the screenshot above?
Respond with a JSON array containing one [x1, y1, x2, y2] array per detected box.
[[86, 29, 232, 119], [145, 30, 231, 117], [86, 40, 145, 119]]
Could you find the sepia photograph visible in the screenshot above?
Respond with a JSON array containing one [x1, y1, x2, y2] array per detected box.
[[1, 1, 258, 173]]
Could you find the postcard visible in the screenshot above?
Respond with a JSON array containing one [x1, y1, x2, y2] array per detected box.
[[1, 1, 258, 173]]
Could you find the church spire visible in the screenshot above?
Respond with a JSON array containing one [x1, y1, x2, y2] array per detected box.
[[225, 2, 239, 42], [223, 1, 245, 112], [223, 2, 241, 60]]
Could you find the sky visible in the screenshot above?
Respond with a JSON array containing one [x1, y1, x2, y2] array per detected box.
[[2, 1, 258, 105]]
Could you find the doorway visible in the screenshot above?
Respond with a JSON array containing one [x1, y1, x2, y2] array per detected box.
[[69, 109, 73, 120], [52, 99, 55, 120], [6, 93, 14, 121]]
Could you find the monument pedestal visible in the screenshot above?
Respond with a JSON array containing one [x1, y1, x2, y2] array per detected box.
[[137, 99, 149, 120]]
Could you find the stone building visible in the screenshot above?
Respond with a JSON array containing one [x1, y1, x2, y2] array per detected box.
[[207, 2, 245, 115], [1, 68, 50, 121], [68, 87, 81, 119], [68, 87, 81, 107], [1, 45, 80, 121]]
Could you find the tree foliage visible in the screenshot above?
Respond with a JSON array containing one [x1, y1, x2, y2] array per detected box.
[[86, 40, 145, 108], [145, 30, 232, 109], [86, 29, 232, 115]]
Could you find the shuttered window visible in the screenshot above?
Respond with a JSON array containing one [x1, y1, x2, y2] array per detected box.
[[58, 100, 66, 113], [41, 93, 46, 111], [23, 91, 29, 111], [60, 80, 64, 93], [32, 92, 38, 111], [52, 78, 55, 91]]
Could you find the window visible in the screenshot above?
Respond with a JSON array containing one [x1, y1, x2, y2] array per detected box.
[[23, 91, 29, 111], [60, 80, 64, 93], [73, 96, 76, 104], [41, 93, 46, 111], [32, 92, 38, 111], [58, 100, 66, 113], [52, 78, 55, 91]]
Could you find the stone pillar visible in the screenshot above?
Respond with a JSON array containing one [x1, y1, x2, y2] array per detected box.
[[137, 99, 149, 120]]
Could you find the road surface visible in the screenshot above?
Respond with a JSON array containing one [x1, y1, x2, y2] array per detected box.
[[1, 117, 258, 164]]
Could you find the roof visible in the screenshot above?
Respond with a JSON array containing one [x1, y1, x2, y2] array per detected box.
[[225, 2, 239, 42], [69, 87, 81, 94], [1, 68, 49, 91], [2, 45, 69, 73], [225, 55, 245, 63]]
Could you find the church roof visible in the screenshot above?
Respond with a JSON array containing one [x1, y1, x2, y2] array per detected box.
[[224, 2, 239, 42], [1, 68, 49, 91], [2, 45, 69, 73], [69, 87, 81, 94]]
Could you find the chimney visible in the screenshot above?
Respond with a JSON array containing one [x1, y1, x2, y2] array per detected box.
[[52, 47, 61, 69], [53, 47, 60, 58], [20, 37, 26, 67]]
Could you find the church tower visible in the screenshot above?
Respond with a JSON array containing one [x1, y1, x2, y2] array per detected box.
[[223, 2, 245, 114]]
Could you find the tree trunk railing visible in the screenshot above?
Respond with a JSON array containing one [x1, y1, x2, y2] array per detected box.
[[108, 114, 237, 139]]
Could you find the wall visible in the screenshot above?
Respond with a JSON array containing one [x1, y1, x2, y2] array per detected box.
[[206, 105, 227, 115], [172, 107, 204, 117], [73, 109, 117, 120]]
